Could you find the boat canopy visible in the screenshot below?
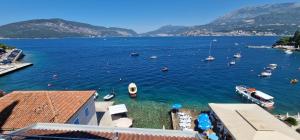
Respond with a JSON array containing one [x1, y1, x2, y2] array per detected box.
[[247, 88, 256, 93], [255, 91, 274, 100], [109, 104, 128, 115]]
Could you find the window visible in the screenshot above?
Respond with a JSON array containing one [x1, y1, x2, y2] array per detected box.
[[85, 107, 89, 117], [74, 118, 80, 124]]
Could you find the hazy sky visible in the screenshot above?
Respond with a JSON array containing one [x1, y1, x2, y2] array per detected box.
[[0, 0, 297, 33]]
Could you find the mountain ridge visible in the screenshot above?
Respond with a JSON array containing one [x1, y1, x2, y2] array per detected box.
[[0, 18, 137, 38]]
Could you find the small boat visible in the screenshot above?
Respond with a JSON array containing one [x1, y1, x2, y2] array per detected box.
[[235, 85, 274, 108], [94, 92, 99, 99], [130, 52, 139, 57], [205, 56, 215, 61], [233, 53, 242, 58], [128, 83, 137, 97], [161, 67, 169, 72], [229, 61, 236, 65], [290, 79, 298, 84], [285, 50, 293, 54], [205, 40, 216, 61], [259, 70, 272, 77], [150, 56, 158, 59], [268, 64, 278, 70], [103, 90, 115, 101]]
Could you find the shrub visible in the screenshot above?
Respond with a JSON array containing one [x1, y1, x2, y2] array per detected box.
[[285, 117, 298, 126]]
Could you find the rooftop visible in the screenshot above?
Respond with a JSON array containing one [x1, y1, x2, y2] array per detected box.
[[7, 123, 198, 140], [0, 90, 96, 131], [209, 103, 300, 140]]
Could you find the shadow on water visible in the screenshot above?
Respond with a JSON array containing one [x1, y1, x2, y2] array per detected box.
[[0, 101, 19, 133]]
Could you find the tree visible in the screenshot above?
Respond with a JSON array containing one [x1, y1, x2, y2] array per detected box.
[[293, 30, 300, 48]]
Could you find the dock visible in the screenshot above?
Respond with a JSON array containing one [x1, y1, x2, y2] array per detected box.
[[171, 108, 198, 131], [0, 63, 33, 76]]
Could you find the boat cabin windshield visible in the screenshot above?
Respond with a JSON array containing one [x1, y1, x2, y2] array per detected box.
[[250, 92, 273, 103]]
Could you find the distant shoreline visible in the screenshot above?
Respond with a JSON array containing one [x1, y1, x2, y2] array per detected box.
[[0, 35, 282, 40]]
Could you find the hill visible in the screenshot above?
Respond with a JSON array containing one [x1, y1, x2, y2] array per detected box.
[[0, 19, 137, 38], [147, 2, 300, 36]]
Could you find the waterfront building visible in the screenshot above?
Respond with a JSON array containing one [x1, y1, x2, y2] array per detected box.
[[0, 90, 98, 133], [208, 103, 300, 140]]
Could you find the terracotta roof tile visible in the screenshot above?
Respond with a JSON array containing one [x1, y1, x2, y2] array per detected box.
[[12, 129, 197, 140], [0, 90, 95, 131]]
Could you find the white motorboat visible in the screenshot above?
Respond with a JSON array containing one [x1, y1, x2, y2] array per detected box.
[[235, 85, 274, 108], [205, 56, 215, 61], [285, 50, 293, 54], [229, 61, 236, 65], [259, 70, 272, 77], [130, 52, 139, 57], [233, 53, 242, 58], [103, 90, 116, 101], [128, 83, 137, 97], [150, 56, 158, 59], [268, 64, 278, 70]]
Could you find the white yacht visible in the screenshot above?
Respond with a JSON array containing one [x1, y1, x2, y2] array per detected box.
[[285, 50, 293, 54], [235, 85, 274, 108], [233, 53, 242, 58], [259, 70, 272, 77]]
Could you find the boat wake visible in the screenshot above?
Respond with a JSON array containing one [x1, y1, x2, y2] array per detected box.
[[247, 45, 272, 49]]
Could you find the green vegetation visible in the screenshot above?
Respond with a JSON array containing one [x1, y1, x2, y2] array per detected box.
[[0, 43, 15, 51], [284, 117, 298, 126], [274, 30, 300, 48]]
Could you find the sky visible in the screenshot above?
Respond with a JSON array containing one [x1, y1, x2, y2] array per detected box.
[[0, 0, 298, 33]]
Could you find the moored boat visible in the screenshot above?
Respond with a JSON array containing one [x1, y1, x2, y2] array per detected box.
[[161, 67, 169, 72], [130, 52, 139, 57], [233, 53, 241, 58], [128, 83, 137, 97], [290, 79, 298, 84], [205, 56, 215, 61], [267, 64, 278, 70], [259, 70, 272, 77], [103, 90, 116, 101], [235, 85, 274, 108], [229, 60, 235, 65], [150, 56, 157, 59], [285, 50, 293, 54]]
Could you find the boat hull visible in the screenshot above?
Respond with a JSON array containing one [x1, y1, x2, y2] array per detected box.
[[235, 86, 274, 108]]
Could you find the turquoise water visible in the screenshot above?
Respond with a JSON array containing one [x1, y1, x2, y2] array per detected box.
[[1, 37, 300, 115]]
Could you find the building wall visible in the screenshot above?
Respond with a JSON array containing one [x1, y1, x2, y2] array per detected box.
[[67, 96, 98, 125]]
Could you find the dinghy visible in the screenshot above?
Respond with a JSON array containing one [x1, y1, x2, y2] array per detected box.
[[103, 90, 116, 101], [128, 83, 137, 97]]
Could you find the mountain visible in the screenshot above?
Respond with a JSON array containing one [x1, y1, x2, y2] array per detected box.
[[0, 18, 137, 38], [142, 25, 189, 36], [147, 2, 300, 36]]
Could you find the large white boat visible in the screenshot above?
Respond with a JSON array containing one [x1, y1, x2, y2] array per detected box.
[[235, 85, 274, 108]]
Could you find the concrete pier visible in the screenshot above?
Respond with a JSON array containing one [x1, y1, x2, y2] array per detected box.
[[0, 63, 33, 76]]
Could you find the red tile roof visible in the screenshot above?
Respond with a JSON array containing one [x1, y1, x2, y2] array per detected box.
[[12, 129, 198, 140], [0, 90, 95, 131]]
